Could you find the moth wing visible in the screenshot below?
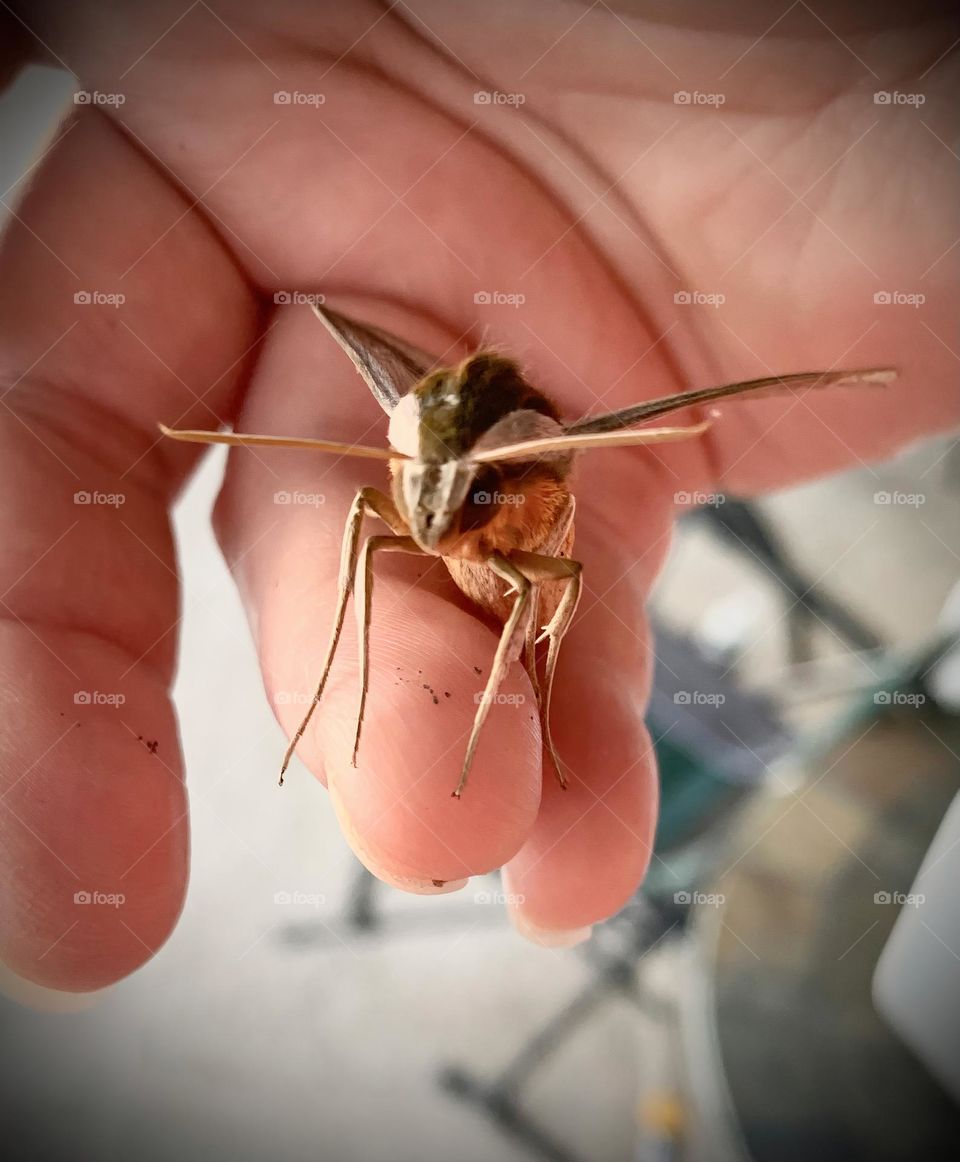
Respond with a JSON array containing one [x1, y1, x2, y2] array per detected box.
[[312, 303, 438, 413], [565, 367, 896, 436]]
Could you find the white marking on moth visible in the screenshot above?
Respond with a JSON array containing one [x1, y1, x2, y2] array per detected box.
[[437, 460, 461, 514], [401, 461, 422, 518], [387, 392, 421, 456]]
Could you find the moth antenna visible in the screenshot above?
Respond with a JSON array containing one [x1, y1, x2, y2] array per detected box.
[[158, 424, 406, 461], [470, 421, 711, 464]]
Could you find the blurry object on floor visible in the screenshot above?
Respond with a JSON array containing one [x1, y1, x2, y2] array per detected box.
[[435, 612, 793, 1162], [690, 499, 884, 665], [926, 579, 960, 712], [873, 791, 960, 1106], [680, 651, 960, 1162]]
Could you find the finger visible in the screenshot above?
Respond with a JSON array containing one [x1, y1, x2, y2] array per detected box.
[[502, 460, 674, 941], [215, 301, 543, 890], [0, 110, 257, 990]]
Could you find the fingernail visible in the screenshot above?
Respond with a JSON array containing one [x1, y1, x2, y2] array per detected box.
[[512, 914, 593, 948]]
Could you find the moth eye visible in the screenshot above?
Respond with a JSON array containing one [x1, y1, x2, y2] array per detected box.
[[460, 466, 503, 532]]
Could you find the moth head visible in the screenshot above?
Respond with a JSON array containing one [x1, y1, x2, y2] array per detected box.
[[392, 457, 503, 551], [387, 354, 565, 551]]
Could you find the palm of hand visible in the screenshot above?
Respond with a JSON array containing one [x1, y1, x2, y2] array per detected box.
[[1, 1, 956, 990]]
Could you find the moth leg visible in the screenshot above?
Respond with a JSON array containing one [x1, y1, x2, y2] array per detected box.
[[522, 492, 573, 712], [352, 535, 425, 765], [523, 588, 543, 711], [509, 551, 583, 789], [279, 487, 406, 783], [455, 553, 533, 799]]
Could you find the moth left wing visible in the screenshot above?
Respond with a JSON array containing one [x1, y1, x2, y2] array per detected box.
[[311, 303, 438, 413], [565, 367, 896, 436], [469, 366, 896, 464]]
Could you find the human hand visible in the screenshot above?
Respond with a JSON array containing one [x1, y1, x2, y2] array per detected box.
[[1, 0, 957, 991]]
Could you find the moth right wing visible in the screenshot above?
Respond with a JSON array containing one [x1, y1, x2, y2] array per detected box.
[[311, 304, 439, 414]]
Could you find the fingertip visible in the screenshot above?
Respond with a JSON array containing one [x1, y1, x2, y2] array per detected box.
[[0, 957, 108, 1012]]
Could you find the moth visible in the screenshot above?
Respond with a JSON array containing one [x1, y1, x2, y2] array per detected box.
[[161, 304, 895, 796]]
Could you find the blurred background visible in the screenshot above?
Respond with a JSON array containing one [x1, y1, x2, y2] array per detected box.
[[2, 58, 959, 1162]]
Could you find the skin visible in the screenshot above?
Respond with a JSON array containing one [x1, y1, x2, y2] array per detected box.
[[0, 1, 957, 992]]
